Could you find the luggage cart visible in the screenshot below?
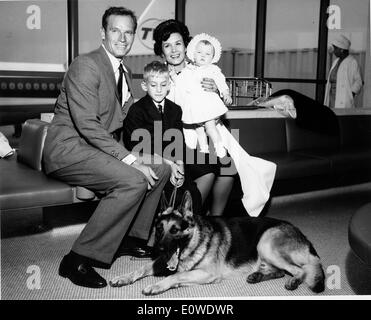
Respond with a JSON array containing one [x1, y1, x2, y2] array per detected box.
[[226, 77, 272, 109]]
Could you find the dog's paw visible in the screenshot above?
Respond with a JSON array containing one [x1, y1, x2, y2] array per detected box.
[[284, 277, 301, 291], [246, 272, 263, 284], [142, 283, 167, 296], [109, 275, 135, 287]]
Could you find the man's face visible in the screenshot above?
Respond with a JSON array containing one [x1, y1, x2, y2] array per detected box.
[[332, 45, 343, 58], [142, 73, 170, 104], [101, 14, 135, 59]]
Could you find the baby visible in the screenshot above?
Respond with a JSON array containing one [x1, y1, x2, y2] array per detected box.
[[173, 33, 232, 158]]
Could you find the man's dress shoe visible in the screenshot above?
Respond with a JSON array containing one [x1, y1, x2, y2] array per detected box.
[[59, 253, 107, 288], [115, 236, 153, 259], [116, 245, 153, 258]]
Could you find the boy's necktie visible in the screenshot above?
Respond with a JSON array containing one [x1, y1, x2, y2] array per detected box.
[[158, 104, 163, 121]]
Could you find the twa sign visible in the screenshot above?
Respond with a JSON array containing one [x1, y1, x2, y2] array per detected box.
[[137, 18, 163, 50]]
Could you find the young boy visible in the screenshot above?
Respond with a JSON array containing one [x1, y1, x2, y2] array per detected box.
[[123, 61, 203, 213]]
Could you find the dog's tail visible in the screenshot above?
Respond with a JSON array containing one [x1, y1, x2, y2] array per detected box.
[[303, 247, 325, 293]]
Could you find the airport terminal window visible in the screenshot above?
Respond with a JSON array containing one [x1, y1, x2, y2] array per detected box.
[[185, 0, 257, 77], [270, 82, 316, 99], [0, 0, 67, 98], [265, 0, 320, 99], [78, 0, 175, 57], [0, 0, 67, 72]]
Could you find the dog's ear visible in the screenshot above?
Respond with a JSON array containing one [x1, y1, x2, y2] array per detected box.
[[180, 190, 193, 219], [160, 187, 178, 217], [158, 191, 173, 217]]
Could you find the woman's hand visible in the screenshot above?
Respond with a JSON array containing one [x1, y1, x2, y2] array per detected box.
[[222, 92, 233, 105], [131, 160, 159, 190], [201, 77, 219, 94]]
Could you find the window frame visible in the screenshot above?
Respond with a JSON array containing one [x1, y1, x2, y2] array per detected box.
[[181, 0, 330, 103], [0, 0, 343, 104]]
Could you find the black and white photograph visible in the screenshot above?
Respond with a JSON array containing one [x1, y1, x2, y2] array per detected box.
[[0, 0, 370, 306]]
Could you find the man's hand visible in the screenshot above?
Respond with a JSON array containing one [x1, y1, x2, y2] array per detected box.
[[131, 160, 159, 190], [201, 77, 219, 94], [166, 160, 184, 187]]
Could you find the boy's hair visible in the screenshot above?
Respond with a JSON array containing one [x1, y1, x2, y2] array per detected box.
[[102, 7, 137, 32], [143, 61, 169, 81]]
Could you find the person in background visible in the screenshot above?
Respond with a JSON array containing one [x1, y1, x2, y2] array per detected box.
[[324, 34, 363, 109], [42, 7, 173, 289]]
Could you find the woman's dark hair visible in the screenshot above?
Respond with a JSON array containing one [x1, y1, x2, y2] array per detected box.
[[153, 19, 191, 56], [102, 7, 137, 32]]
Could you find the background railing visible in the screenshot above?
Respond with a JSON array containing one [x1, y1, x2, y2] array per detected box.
[[0, 49, 365, 106]]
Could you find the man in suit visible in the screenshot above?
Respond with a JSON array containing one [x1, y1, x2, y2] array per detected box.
[[42, 7, 173, 289], [123, 61, 203, 214]]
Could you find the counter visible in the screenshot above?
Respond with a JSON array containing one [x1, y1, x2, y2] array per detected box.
[[225, 107, 371, 119], [1, 97, 371, 126]]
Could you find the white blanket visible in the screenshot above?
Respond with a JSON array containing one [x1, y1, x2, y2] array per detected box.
[[183, 123, 277, 217]]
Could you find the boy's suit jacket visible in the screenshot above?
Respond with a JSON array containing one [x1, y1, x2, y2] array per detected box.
[[123, 94, 204, 215], [43, 46, 134, 174], [123, 94, 184, 161]]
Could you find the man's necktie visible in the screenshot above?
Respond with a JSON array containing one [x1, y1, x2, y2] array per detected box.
[[117, 64, 124, 105]]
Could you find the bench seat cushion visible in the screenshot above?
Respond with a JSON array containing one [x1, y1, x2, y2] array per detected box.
[[285, 119, 340, 152], [0, 155, 73, 211], [295, 147, 371, 174], [349, 202, 371, 265], [331, 147, 371, 173], [338, 116, 371, 148], [257, 152, 331, 180], [228, 118, 288, 154]]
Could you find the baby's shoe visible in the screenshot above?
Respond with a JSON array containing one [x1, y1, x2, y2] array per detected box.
[[215, 144, 227, 158]]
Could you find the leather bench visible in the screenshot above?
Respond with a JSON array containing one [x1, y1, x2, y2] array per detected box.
[[293, 116, 371, 175], [228, 115, 371, 195], [1, 114, 370, 213], [0, 119, 96, 212], [349, 202, 371, 265]]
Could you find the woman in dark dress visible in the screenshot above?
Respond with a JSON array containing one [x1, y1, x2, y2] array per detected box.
[[153, 19, 236, 216]]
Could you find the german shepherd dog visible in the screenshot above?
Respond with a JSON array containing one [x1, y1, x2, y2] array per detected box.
[[110, 191, 325, 295]]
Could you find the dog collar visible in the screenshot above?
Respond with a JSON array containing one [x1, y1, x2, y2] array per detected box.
[[167, 247, 180, 271]]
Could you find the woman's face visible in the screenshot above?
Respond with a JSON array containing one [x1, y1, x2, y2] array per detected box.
[[161, 32, 186, 67]]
